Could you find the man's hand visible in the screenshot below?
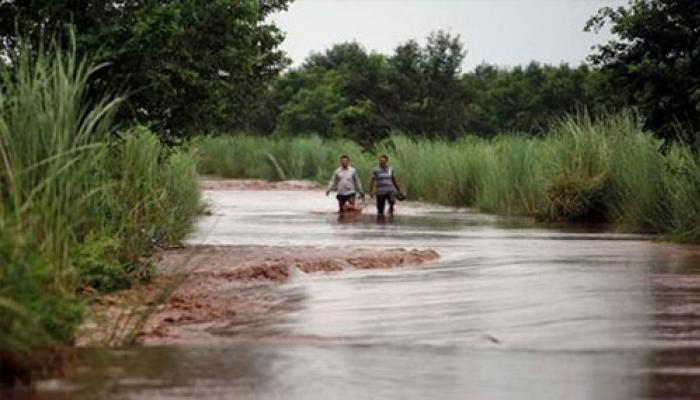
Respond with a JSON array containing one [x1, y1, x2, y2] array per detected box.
[[325, 190, 331, 197]]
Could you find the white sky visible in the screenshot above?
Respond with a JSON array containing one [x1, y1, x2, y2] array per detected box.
[[272, 0, 627, 71]]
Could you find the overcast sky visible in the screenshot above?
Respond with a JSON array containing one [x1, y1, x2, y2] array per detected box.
[[272, 0, 627, 71]]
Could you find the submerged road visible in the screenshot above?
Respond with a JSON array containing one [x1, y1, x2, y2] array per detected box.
[[24, 188, 700, 399]]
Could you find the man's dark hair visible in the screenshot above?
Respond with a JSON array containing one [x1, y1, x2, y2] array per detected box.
[[379, 154, 389, 161], [340, 154, 350, 160]]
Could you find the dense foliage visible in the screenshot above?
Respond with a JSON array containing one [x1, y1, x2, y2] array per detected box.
[[0, 0, 292, 139]]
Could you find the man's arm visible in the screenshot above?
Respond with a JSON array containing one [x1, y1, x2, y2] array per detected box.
[[353, 171, 364, 194], [368, 171, 376, 197], [391, 171, 402, 193], [326, 170, 338, 196]]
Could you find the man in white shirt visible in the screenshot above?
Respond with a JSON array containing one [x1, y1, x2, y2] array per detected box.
[[326, 154, 364, 213]]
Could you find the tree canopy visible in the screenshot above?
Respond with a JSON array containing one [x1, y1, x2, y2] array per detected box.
[[586, 0, 700, 140], [253, 31, 605, 145]]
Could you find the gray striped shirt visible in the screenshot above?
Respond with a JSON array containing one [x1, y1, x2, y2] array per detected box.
[[372, 166, 395, 195]]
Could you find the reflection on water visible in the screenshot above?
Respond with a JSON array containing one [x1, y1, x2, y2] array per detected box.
[[19, 190, 700, 399]]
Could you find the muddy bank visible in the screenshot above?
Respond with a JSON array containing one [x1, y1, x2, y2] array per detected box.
[[199, 179, 321, 191], [79, 245, 438, 346]]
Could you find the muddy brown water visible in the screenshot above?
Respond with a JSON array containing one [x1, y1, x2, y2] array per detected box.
[[14, 190, 700, 399]]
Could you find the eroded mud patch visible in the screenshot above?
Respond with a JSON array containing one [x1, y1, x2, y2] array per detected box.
[[79, 246, 438, 346]]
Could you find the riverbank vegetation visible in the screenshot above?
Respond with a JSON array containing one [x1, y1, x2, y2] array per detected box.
[[0, 45, 200, 384], [194, 111, 700, 242]]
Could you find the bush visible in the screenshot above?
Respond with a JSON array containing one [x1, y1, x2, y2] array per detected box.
[[73, 233, 129, 292]]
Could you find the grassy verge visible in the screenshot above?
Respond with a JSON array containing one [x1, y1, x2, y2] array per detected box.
[[193, 112, 700, 242], [0, 45, 201, 384]]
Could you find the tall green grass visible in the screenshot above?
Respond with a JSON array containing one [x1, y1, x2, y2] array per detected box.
[[194, 112, 700, 242], [659, 144, 700, 242], [194, 135, 373, 183], [0, 45, 200, 384]]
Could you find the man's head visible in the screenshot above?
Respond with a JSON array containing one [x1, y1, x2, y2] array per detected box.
[[379, 154, 389, 168], [340, 154, 350, 168]]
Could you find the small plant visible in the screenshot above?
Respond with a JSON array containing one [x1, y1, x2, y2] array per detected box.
[[73, 234, 129, 293]]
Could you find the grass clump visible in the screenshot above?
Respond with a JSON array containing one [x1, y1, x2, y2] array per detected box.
[[536, 114, 614, 222], [541, 174, 607, 222], [476, 136, 544, 215], [660, 144, 700, 242]]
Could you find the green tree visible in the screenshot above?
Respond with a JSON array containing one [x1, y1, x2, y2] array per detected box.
[[586, 0, 700, 140], [277, 81, 346, 137], [386, 31, 470, 138], [263, 41, 394, 144], [0, 0, 292, 139]]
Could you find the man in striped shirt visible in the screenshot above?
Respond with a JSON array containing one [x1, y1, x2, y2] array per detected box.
[[369, 154, 403, 216], [326, 154, 364, 213]]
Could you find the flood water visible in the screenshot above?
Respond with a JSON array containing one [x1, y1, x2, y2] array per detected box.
[[20, 190, 700, 399]]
